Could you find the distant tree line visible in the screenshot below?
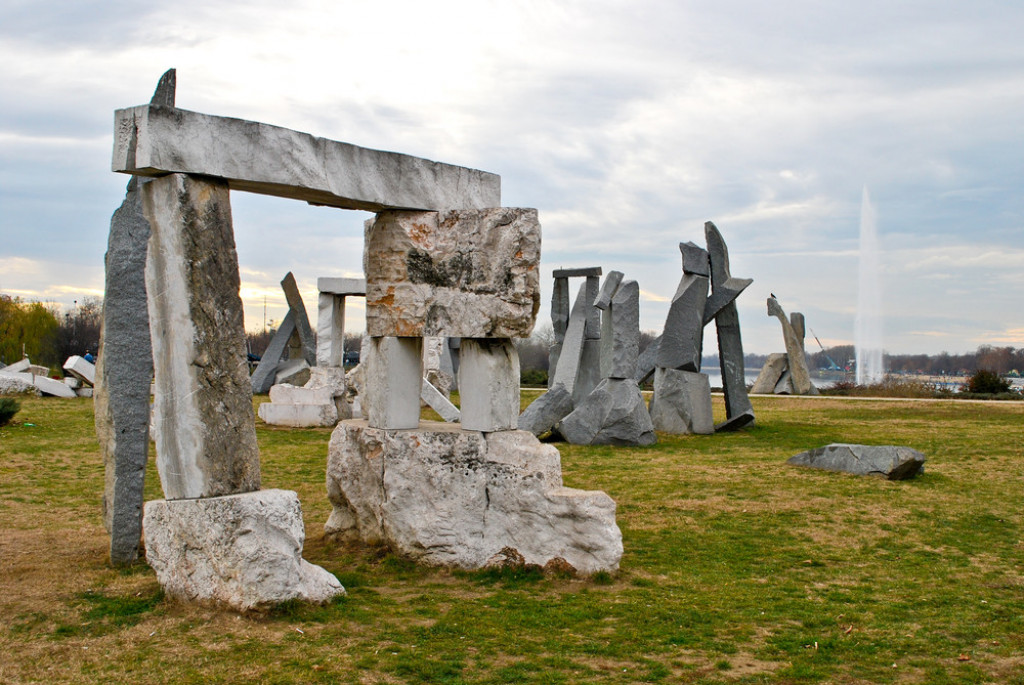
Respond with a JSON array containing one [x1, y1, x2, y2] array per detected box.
[[0, 295, 102, 369]]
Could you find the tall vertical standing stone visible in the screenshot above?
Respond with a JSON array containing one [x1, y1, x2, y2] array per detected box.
[[363, 336, 422, 429], [657, 243, 709, 372], [459, 338, 520, 432], [142, 173, 261, 499], [95, 68, 174, 566], [705, 222, 756, 430]]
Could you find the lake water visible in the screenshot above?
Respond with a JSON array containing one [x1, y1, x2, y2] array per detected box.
[[702, 367, 837, 391]]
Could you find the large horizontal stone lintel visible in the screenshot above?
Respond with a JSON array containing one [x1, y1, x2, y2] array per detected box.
[[552, 267, 602, 279], [113, 105, 501, 212]]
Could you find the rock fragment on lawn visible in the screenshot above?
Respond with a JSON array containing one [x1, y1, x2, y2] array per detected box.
[[787, 443, 926, 480]]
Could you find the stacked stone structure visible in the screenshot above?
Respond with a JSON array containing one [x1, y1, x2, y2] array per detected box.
[[750, 296, 819, 395]]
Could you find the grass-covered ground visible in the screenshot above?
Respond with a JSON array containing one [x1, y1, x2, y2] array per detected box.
[[1, 393, 1022, 684]]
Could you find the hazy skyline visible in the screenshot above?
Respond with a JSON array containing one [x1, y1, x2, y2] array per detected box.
[[2, 1, 1022, 354]]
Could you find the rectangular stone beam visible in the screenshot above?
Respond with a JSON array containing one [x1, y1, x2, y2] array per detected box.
[[317, 277, 366, 296], [113, 105, 501, 211], [552, 266, 602, 278]]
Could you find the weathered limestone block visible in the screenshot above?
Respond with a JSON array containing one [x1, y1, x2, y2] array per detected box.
[[458, 339, 519, 432], [269, 383, 334, 405], [558, 378, 656, 446], [114, 104, 500, 212], [63, 356, 96, 386], [599, 279, 640, 379], [788, 444, 926, 480], [363, 336, 422, 429], [751, 353, 789, 394], [144, 489, 344, 612], [274, 358, 311, 387], [2, 359, 31, 374], [0, 373, 40, 396], [517, 383, 575, 436], [422, 336, 453, 398], [420, 379, 461, 423], [325, 421, 623, 573], [6, 372, 77, 398], [142, 173, 260, 500], [364, 208, 541, 338], [65, 377, 82, 390], [649, 368, 714, 435], [258, 402, 338, 427], [95, 174, 154, 565]]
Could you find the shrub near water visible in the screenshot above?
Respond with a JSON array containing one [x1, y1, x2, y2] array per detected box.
[[963, 368, 1012, 394]]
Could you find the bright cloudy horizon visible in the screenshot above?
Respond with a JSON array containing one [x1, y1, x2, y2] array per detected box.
[[2, 1, 1022, 356]]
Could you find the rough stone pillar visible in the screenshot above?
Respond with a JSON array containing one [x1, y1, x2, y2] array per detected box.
[[364, 336, 422, 429], [459, 338, 520, 432], [141, 173, 261, 500], [95, 177, 153, 566]]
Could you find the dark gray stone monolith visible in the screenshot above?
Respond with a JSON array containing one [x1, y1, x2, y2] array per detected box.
[[557, 378, 655, 446]]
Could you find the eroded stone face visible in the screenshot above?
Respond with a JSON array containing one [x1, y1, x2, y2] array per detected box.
[[326, 420, 623, 574], [144, 489, 344, 612], [364, 208, 541, 338]]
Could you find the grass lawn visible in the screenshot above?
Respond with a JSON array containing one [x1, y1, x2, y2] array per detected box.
[[1, 393, 1022, 683]]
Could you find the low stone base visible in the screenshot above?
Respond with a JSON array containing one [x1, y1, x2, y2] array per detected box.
[[326, 420, 623, 574], [649, 368, 713, 434], [144, 489, 344, 612], [558, 378, 656, 446]]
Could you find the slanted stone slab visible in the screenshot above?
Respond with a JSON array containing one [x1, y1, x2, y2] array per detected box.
[[634, 334, 661, 385], [600, 279, 640, 379], [7, 371, 77, 398], [142, 173, 261, 500], [573, 339, 603, 406], [0, 373, 42, 396], [751, 353, 788, 394], [593, 270, 624, 311], [326, 421, 623, 573], [114, 104, 500, 212], [1, 359, 31, 374], [649, 368, 714, 435], [657, 271, 708, 372], [517, 383, 574, 436], [251, 310, 297, 394], [365, 209, 541, 338], [363, 336, 422, 429], [421, 378, 461, 423], [788, 444, 926, 480], [552, 283, 590, 392], [458, 339, 519, 432], [280, 272, 315, 366], [144, 489, 344, 612], [706, 222, 756, 425], [558, 378, 655, 446], [767, 296, 814, 395], [64, 356, 96, 387]]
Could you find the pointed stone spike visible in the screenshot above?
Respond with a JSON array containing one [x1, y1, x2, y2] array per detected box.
[[151, 69, 176, 107], [594, 270, 624, 311]]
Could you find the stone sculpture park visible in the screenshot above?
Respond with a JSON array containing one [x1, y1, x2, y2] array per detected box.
[[96, 71, 622, 609]]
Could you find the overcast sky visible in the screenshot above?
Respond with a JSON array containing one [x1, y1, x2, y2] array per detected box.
[[1, 1, 1022, 355]]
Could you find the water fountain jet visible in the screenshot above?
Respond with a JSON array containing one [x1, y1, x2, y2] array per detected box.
[[855, 187, 884, 384]]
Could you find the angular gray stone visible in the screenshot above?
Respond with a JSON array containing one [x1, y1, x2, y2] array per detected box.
[[517, 383, 574, 436], [274, 358, 311, 387], [551, 283, 589, 391], [573, 339, 603, 406], [458, 339, 519, 432], [552, 267, 602, 278], [656, 272, 708, 372], [649, 368, 714, 435], [767, 296, 814, 395], [558, 378, 656, 446], [280, 272, 315, 366], [593, 270, 624, 311], [634, 334, 661, 385], [788, 444, 926, 480], [144, 489, 344, 612], [317, 277, 366, 296], [751, 353, 789, 394], [584, 275, 602, 339], [600, 279, 639, 379], [113, 104, 500, 212], [363, 336, 422, 429], [706, 222, 756, 425], [364, 208, 541, 338], [680, 241, 709, 276], [251, 310, 297, 394], [326, 421, 623, 573], [142, 173, 261, 500], [551, 276, 570, 343]]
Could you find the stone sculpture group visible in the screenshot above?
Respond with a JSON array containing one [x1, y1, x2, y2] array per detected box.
[[96, 71, 622, 610]]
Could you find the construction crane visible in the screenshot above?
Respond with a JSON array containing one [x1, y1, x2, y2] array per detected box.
[[809, 328, 842, 371]]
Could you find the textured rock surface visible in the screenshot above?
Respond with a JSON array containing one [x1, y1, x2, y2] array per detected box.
[[517, 383, 575, 436], [142, 173, 261, 499], [114, 104, 500, 212], [767, 296, 814, 395], [250, 310, 297, 394], [649, 368, 714, 435], [95, 176, 155, 565], [788, 444, 926, 480], [0, 373, 40, 396], [458, 339, 520, 432], [258, 402, 338, 427], [326, 421, 623, 573], [280, 272, 316, 366], [751, 353, 789, 394], [657, 272, 708, 372], [558, 378, 656, 446], [144, 489, 344, 612], [600, 279, 640, 379], [4, 372, 76, 398], [363, 336, 422, 429], [274, 358, 311, 386], [706, 222, 756, 424], [364, 209, 541, 338], [573, 339, 603, 406]]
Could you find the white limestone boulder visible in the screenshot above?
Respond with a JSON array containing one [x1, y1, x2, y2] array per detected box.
[[63, 355, 96, 386], [144, 489, 344, 613], [326, 421, 622, 574]]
